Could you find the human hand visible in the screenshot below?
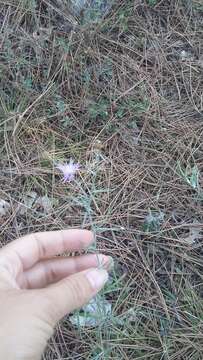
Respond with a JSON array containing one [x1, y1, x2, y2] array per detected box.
[[0, 230, 110, 360]]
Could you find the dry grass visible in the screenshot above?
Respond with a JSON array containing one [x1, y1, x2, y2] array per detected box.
[[0, 0, 203, 359]]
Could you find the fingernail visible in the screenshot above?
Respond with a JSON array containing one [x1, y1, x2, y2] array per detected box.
[[97, 255, 114, 270], [86, 269, 109, 290]]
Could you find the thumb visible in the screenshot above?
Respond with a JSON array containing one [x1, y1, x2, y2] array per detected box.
[[40, 268, 109, 324]]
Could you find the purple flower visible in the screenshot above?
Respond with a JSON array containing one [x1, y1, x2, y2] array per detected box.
[[56, 159, 80, 183]]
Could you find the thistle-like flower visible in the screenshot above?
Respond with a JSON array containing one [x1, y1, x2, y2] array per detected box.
[[56, 159, 80, 182]]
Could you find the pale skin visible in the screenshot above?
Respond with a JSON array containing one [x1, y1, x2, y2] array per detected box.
[[0, 229, 110, 360]]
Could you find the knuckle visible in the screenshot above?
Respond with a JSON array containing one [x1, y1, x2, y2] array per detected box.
[[46, 264, 57, 284]]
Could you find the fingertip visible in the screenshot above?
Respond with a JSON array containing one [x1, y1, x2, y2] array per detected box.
[[96, 255, 114, 270], [61, 229, 95, 251], [76, 229, 95, 249], [85, 268, 109, 291], [82, 229, 95, 246]]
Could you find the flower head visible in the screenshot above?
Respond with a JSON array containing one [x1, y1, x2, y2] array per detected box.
[[56, 159, 80, 183]]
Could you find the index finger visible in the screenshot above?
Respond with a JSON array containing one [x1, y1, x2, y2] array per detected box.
[[0, 230, 94, 277]]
